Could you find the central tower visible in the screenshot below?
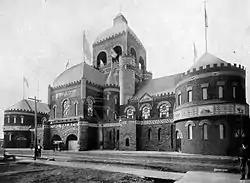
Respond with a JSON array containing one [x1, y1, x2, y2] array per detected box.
[[92, 13, 152, 105]]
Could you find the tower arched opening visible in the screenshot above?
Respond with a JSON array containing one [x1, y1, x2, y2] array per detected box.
[[112, 46, 122, 62], [139, 56, 145, 71], [130, 47, 137, 61], [97, 51, 107, 69]]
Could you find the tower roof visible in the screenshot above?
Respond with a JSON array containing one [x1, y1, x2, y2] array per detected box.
[[5, 99, 50, 114], [53, 62, 106, 87], [189, 53, 228, 70], [93, 13, 144, 48]]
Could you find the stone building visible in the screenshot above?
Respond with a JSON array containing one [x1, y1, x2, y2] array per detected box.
[[3, 99, 50, 148], [8, 13, 247, 155]]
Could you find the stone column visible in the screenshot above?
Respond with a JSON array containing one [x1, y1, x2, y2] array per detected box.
[[78, 120, 88, 151]]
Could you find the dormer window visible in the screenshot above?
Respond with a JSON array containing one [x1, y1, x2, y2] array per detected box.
[[126, 108, 134, 119], [142, 106, 151, 119], [159, 104, 170, 118]]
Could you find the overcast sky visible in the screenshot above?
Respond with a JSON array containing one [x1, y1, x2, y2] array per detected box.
[[0, 0, 249, 138]]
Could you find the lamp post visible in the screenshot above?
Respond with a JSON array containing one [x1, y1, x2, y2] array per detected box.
[[28, 96, 41, 160]]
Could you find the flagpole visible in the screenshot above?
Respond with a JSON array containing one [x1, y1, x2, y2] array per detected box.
[[204, 1, 208, 53], [22, 77, 24, 99]]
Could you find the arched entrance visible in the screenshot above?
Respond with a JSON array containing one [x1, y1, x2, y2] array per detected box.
[[51, 135, 62, 151], [176, 130, 183, 152], [66, 134, 78, 151], [16, 136, 27, 148]]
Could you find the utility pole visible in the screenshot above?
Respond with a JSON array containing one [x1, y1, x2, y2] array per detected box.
[[28, 96, 41, 160]]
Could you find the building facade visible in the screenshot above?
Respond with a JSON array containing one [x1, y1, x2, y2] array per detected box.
[[3, 99, 49, 148], [4, 14, 248, 155]]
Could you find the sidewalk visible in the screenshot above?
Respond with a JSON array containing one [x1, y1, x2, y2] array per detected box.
[[176, 171, 250, 183], [18, 159, 184, 181]]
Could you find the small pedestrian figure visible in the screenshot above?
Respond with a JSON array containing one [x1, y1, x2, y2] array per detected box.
[[239, 138, 250, 180], [37, 144, 42, 158]]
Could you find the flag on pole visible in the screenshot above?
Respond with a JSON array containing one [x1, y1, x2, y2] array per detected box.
[[23, 76, 29, 88], [82, 30, 92, 63], [204, 2, 208, 28], [65, 60, 69, 69], [193, 42, 197, 63]]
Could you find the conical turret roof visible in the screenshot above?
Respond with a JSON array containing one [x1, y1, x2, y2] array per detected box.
[[189, 53, 228, 70]]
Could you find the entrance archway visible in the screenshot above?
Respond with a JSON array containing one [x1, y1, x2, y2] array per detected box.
[[176, 130, 183, 152], [51, 134, 62, 150], [66, 134, 78, 151]]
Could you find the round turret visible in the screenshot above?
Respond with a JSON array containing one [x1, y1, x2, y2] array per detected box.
[[173, 53, 249, 156]]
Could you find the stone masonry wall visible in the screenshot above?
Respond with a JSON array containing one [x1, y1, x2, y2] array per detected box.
[[119, 121, 136, 151], [137, 123, 175, 151]]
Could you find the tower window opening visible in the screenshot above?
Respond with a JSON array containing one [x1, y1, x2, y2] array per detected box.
[[219, 124, 225, 139], [148, 129, 151, 141], [53, 106, 57, 119], [177, 94, 182, 105], [188, 90, 192, 102], [97, 51, 107, 69], [203, 124, 208, 140], [74, 103, 78, 116], [218, 86, 224, 99], [202, 87, 208, 100], [188, 124, 193, 140], [233, 86, 236, 99], [125, 138, 129, 146], [158, 128, 161, 141]]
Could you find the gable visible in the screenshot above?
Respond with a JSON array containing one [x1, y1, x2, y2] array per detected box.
[[139, 93, 153, 103]]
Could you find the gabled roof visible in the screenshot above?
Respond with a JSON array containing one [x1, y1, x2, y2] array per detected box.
[[134, 73, 182, 99], [5, 99, 50, 114], [53, 62, 106, 87], [189, 53, 228, 70]]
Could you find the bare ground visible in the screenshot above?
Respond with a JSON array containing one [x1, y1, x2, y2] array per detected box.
[[0, 162, 163, 183]]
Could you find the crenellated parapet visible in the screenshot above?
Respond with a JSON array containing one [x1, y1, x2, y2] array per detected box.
[[180, 63, 245, 80], [143, 70, 153, 81], [51, 79, 104, 91]]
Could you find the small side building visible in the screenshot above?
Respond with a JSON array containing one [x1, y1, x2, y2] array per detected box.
[[3, 99, 50, 148]]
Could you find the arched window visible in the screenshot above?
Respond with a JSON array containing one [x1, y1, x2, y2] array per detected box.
[[130, 47, 137, 61], [158, 128, 161, 141], [97, 51, 107, 68], [188, 124, 193, 140], [62, 99, 70, 117], [117, 130, 119, 141], [159, 104, 170, 118], [203, 124, 208, 140], [74, 103, 78, 116], [139, 56, 145, 71], [125, 138, 129, 146], [53, 105, 57, 119], [109, 131, 112, 141], [112, 46, 122, 62], [148, 129, 151, 141], [142, 106, 151, 119], [126, 108, 134, 119], [87, 97, 94, 117], [218, 86, 224, 99], [219, 124, 225, 139]]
